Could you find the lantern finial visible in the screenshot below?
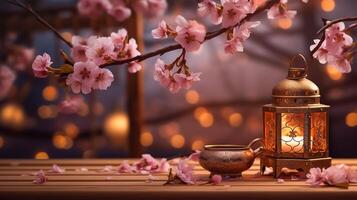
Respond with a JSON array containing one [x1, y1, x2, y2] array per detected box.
[[287, 54, 308, 80]]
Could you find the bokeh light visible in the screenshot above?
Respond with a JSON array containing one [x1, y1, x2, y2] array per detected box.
[[326, 65, 342, 81], [104, 112, 129, 138], [38, 105, 58, 119], [321, 0, 335, 12], [228, 112, 243, 127], [185, 90, 200, 104], [346, 112, 357, 127], [191, 139, 204, 150], [42, 85, 58, 101], [170, 134, 185, 148], [194, 107, 208, 119], [35, 151, 49, 159], [64, 123, 79, 138], [198, 112, 214, 128], [53, 132, 73, 149], [277, 18, 292, 29], [140, 131, 154, 147], [0, 103, 25, 127]]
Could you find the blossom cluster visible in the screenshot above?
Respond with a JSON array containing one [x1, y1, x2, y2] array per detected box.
[[310, 22, 354, 73], [306, 164, 357, 187], [77, 0, 167, 22]]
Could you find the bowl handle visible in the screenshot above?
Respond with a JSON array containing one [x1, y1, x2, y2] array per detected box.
[[248, 138, 264, 158]]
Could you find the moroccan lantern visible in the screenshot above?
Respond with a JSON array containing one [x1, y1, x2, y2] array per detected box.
[[260, 54, 331, 178]]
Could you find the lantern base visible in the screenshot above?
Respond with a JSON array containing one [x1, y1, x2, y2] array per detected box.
[[260, 156, 331, 178]]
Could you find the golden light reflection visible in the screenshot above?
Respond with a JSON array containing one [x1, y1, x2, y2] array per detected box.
[[38, 105, 58, 119], [321, 0, 335, 12], [0, 136, 4, 148], [277, 18, 292, 29], [170, 134, 185, 149], [326, 65, 342, 81], [104, 112, 129, 138], [191, 139, 204, 150], [35, 151, 49, 159], [0, 103, 25, 127], [140, 131, 154, 147], [346, 112, 357, 127], [185, 90, 200, 104], [42, 86, 58, 101], [53, 133, 73, 149], [229, 113, 243, 127], [64, 123, 79, 138]]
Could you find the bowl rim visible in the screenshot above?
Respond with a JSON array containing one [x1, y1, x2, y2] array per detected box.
[[204, 144, 249, 151]]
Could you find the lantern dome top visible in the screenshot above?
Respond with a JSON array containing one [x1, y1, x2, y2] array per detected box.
[[271, 54, 321, 106]]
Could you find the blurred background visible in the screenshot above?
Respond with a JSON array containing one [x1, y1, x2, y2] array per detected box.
[[0, 0, 356, 159]]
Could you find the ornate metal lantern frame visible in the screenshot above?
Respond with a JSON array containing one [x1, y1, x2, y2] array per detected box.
[[260, 54, 331, 178]]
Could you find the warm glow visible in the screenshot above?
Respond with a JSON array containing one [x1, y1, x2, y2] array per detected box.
[[0, 103, 25, 127], [326, 65, 342, 81], [185, 90, 200, 104], [38, 105, 58, 119], [64, 123, 79, 138], [281, 113, 304, 153], [198, 112, 214, 128], [221, 107, 234, 119], [35, 151, 49, 160], [228, 113, 243, 127], [159, 122, 180, 138], [42, 86, 58, 101], [0, 136, 4, 148], [53, 133, 73, 149], [140, 131, 154, 147], [104, 112, 129, 138], [253, 0, 266, 7], [346, 112, 357, 127], [78, 103, 89, 117], [277, 18, 292, 29], [191, 139, 204, 150], [194, 107, 208, 120], [321, 0, 335, 12], [170, 134, 185, 148]]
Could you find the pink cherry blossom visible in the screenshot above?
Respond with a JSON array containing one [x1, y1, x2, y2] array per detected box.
[[86, 37, 115, 65], [107, 1, 131, 22], [306, 168, 324, 186], [175, 15, 206, 52], [310, 39, 329, 64], [48, 164, 66, 174], [128, 62, 142, 73], [58, 95, 83, 114], [211, 174, 222, 185], [134, 154, 170, 173], [99, 165, 115, 173], [277, 178, 285, 183], [198, 0, 222, 25], [77, 0, 112, 17], [173, 72, 201, 90], [92, 68, 114, 90], [111, 29, 128, 50], [72, 46, 88, 62], [322, 165, 349, 186], [153, 58, 171, 87], [124, 38, 142, 73], [267, 0, 296, 20], [7, 47, 34, 71], [32, 53, 52, 78], [188, 150, 201, 162], [152, 20, 170, 39], [175, 159, 195, 184], [221, 0, 256, 28], [134, 0, 167, 18], [66, 61, 98, 94], [33, 170, 47, 184], [118, 160, 134, 173], [0, 66, 16, 100]]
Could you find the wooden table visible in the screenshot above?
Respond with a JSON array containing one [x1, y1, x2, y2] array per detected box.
[[0, 158, 356, 200]]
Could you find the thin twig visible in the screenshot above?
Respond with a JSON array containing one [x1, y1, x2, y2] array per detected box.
[[6, 0, 73, 48], [311, 17, 357, 55]]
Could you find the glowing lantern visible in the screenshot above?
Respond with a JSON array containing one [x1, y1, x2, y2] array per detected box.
[[261, 54, 331, 177]]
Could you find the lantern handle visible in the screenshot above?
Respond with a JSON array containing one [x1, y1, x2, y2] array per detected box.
[[288, 54, 308, 79]]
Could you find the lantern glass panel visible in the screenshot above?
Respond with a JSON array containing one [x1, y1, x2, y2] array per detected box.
[[281, 113, 304, 153], [264, 111, 276, 152], [310, 112, 327, 153]]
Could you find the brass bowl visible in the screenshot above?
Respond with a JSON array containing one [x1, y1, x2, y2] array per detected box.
[[199, 138, 263, 177]]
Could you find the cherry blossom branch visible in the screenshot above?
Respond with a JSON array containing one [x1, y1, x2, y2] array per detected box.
[[311, 16, 357, 55], [102, 0, 280, 67], [5, 0, 73, 48]]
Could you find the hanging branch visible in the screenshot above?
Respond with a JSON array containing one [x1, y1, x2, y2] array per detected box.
[[6, 0, 280, 68], [310, 16, 357, 55], [5, 0, 73, 48]]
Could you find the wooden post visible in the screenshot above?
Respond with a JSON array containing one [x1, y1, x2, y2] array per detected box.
[[126, 13, 144, 157]]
